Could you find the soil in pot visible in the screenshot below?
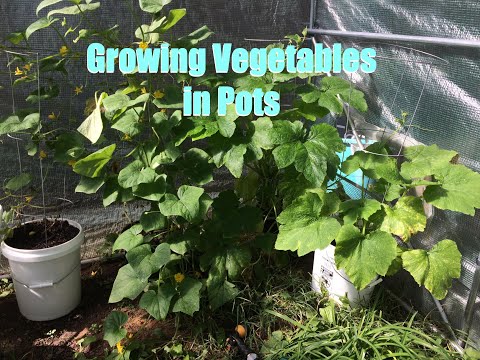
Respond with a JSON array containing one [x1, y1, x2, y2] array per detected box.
[[5, 219, 79, 250]]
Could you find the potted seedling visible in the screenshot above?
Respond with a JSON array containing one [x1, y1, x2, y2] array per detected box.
[[0, 50, 86, 320], [0, 181, 84, 321]]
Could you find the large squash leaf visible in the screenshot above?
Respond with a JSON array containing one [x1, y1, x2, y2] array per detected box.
[[334, 225, 397, 290], [401, 144, 457, 179], [275, 191, 341, 256], [424, 164, 480, 216], [402, 240, 461, 300], [380, 196, 427, 240]]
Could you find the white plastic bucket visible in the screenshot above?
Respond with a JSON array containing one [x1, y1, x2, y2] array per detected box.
[[312, 244, 381, 307], [0, 219, 83, 321]]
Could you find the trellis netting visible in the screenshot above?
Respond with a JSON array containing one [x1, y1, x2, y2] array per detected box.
[[0, 0, 479, 349]]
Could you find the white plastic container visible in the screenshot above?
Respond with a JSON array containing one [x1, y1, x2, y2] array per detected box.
[[312, 244, 382, 307], [0, 219, 83, 321]]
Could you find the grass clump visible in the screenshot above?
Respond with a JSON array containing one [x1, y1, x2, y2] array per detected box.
[[166, 264, 464, 359]]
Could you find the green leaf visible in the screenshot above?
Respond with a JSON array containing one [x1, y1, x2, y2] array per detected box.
[[5, 32, 25, 45], [210, 136, 248, 178], [103, 311, 128, 347], [234, 75, 274, 92], [26, 85, 59, 103], [153, 85, 183, 109], [133, 174, 167, 201], [204, 247, 246, 310], [25, 17, 59, 40], [321, 77, 367, 113], [235, 171, 260, 202], [5, 173, 32, 191], [176, 26, 213, 48], [36, 0, 64, 15], [155, 9, 186, 33], [380, 196, 426, 240], [112, 107, 144, 137], [181, 148, 213, 185], [77, 93, 106, 144], [150, 243, 172, 269], [401, 145, 458, 179], [217, 104, 239, 138], [140, 284, 175, 320], [339, 199, 382, 225], [172, 277, 203, 316], [386, 246, 406, 276], [139, 0, 172, 13], [112, 224, 143, 252], [272, 122, 344, 186], [159, 185, 212, 223], [423, 164, 480, 216], [335, 226, 397, 290], [73, 144, 115, 178], [75, 176, 105, 194], [118, 160, 157, 188], [47, 3, 100, 18], [402, 240, 461, 299], [102, 93, 130, 113], [140, 211, 166, 232], [53, 132, 84, 162], [208, 279, 239, 310], [152, 110, 181, 137], [275, 191, 341, 256], [109, 264, 149, 303], [0, 113, 40, 135], [250, 117, 274, 150], [342, 143, 402, 184], [126, 244, 154, 278], [103, 177, 134, 207]]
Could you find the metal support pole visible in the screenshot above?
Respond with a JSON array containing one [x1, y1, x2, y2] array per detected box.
[[461, 255, 480, 347], [307, 28, 480, 49]]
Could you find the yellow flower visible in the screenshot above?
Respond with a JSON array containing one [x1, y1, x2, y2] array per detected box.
[[59, 45, 69, 57], [25, 196, 33, 203], [14, 67, 23, 76], [153, 90, 164, 99], [138, 41, 149, 50], [48, 112, 58, 120], [174, 273, 185, 283], [141, 87, 147, 94], [23, 63, 32, 71], [91, 270, 97, 277], [39, 150, 47, 159], [74, 85, 83, 95], [122, 133, 132, 141], [116, 341, 124, 354], [127, 333, 133, 339], [67, 159, 76, 166]]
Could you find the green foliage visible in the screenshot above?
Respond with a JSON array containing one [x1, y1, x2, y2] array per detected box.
[[402, 240, 461, 300], [103, 311, 128, 347], [334, 225, 397, 289], [7, 0, 477, 325], [275, 191, 341, 256]]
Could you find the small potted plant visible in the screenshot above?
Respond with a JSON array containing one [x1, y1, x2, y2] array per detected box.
[[0, 52, 85, 320], [0, 194, 84, 321]]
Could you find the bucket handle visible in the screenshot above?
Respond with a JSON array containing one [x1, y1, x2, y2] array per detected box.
[[12, 263, 80, 290]]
